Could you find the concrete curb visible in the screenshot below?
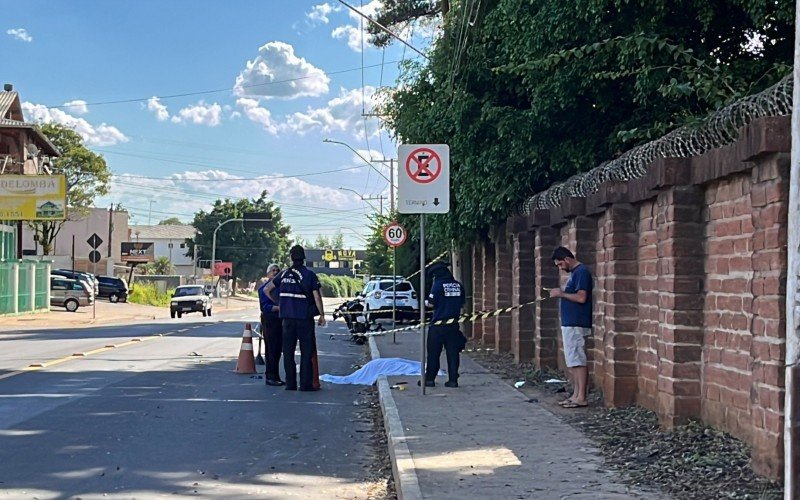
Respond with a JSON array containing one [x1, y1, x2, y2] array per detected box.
[[369, 336, 423, 500]]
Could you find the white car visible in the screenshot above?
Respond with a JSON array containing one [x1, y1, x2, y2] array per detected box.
[[170, 285, 212, 318], [360, 278, 419, 322]]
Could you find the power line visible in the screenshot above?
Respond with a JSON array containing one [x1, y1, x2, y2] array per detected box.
[[47, 59, 406, 109]]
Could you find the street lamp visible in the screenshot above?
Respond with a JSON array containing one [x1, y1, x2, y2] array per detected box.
[[323, 139, 394, 186]]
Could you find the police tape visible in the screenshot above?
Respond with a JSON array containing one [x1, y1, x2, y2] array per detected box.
[[404, 250, 450, 280], [328, 296, 552, 339]]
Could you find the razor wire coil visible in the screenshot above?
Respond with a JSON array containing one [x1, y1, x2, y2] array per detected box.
[[518, 74, 792, 212]]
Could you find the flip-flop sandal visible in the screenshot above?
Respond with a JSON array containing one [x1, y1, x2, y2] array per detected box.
[[562, 401, 588, 408], [558, 398, 575, 406]]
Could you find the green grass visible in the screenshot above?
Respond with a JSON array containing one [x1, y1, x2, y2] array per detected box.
[[127, 282, 174, 307], [318, 274, 363, 298]]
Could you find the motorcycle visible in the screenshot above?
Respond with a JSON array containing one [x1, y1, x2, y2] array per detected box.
[[331, 298, 383, 344]]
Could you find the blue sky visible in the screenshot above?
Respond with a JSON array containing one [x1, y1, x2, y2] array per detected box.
[[2, 0, 434, 248]]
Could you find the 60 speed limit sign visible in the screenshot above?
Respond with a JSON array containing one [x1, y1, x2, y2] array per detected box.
[[383, 222, 407, 248]]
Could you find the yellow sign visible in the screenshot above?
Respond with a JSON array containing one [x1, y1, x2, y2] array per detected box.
[[0, 175, 67, 221], [337, 249, 356, 260], [323, 249, 335, 261]]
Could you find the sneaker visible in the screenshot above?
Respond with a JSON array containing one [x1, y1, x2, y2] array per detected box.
[[444, 381, 459, 388], [265, 379, 285, 387]]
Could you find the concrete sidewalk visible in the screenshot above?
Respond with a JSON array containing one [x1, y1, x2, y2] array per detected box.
[[371, 330, 658, 500]]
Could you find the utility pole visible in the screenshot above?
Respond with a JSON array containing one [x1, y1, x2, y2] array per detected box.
[[784, 2, 800, 493]]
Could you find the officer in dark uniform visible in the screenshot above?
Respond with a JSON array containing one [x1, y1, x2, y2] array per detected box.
[[264, 245, 326, 391], [258, 263, 283, 386], [424, 261, 466, 388]]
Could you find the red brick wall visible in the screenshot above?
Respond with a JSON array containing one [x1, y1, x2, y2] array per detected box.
[[637, 199, 659, 411], [494, 225, 513, 353], [468, 117, 790, 478], [511, 227, 535, 362]]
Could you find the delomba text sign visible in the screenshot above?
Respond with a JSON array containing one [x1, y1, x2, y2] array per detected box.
[[397, 144, 450, 214], [0, 175, 67, 221], [121, 242, 155, 262]]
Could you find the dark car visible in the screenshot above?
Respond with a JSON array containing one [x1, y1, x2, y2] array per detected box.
[[51, 269, 98, 296], [95, 275, 129, 303]]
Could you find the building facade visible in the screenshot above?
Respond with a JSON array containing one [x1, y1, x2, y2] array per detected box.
[[128, 224, 197, 277]]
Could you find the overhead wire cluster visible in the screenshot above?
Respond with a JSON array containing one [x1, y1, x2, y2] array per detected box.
[[518, 73, 793, 213]]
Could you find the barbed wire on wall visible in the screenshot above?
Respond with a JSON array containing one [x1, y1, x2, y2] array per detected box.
[[518, 73, 793, 213]]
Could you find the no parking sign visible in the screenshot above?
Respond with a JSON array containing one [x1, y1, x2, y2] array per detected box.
[[397, 144, 450, 214]]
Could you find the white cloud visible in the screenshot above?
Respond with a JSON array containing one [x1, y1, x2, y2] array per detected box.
[[307, 3, 337, 24], [6, 28, 32, 42], [236, 98, 279, 134], [146, 97, 170, 121], [234, 41, 329, 100], [110, 170, 355, 219], [283, 86, 381, 139], [171, 101, 223, 126], [331, 0, 382, 52], [63, 100, 88, 115], [331, 25, 364, 52], [21, 102, 128, 147]]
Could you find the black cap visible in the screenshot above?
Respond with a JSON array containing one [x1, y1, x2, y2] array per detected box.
[[427, 261, 451, 277], [290, 245, 305, 261]]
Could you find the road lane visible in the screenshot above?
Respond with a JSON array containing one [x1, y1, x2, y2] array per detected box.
[[0, 312, 383, 498]]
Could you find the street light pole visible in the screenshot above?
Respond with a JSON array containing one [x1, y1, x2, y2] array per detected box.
[[323, 139, 394, 186]]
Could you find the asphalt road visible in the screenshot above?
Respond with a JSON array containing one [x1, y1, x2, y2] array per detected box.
[[0, 307, 384, 499]]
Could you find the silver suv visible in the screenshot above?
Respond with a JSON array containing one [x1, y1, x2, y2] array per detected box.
[[50, 277, 93, 312], [360, 278, 419, 321]]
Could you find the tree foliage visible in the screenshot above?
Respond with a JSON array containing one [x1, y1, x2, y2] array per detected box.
[[29, 123, 111, 254], [158, 217, 183, 225], [379, 0, 793, 243], [367, 0, 446, 47], [138, 256, 174, 275], [190, 191, 291, 282]]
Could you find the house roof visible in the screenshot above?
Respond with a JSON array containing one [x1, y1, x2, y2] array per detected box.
[[0, 91, 22, 120], [0, 90, 61, 156], [129, 224, 197, 240]]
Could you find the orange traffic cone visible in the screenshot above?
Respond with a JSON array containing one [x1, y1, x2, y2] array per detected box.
[[234, 323, 257, 374]]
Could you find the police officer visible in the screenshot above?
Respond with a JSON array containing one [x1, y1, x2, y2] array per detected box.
[[258, 263, 284, 386], [264, 245, 326, 391], [424, 261, 466, 388]]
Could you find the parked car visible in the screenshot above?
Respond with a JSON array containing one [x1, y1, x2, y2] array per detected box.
[[50, 276, 93, 312], [52, 269, 98, 296], [359, 278, 419, 321], [170, 285, 212, 318], [95, 275, 128, 303]]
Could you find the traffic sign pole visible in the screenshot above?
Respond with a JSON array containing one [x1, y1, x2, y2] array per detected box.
[[419, 214, 426, 395], [87, 233, 104, 320]]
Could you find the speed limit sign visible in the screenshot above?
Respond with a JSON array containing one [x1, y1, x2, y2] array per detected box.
[[384, 222, 407, 248]]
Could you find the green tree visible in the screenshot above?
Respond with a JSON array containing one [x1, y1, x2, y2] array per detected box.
[[330, 231, 345, 250], [29, 123, 111, 255], [367, 1, 448, 47], [139, 256, 174, 275], [364, 214, 392, 276], [158, 217, 183, 225], [380, 0, 793, 243], [190, 191, 291, 283], [314, 235, 331, 249]]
